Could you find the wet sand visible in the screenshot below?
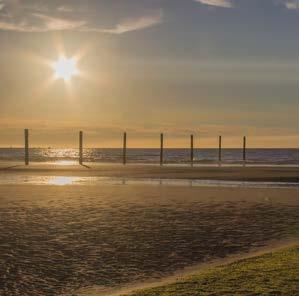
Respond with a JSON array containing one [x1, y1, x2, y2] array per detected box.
[[2, 163, 299, 182], [0, 184, 298, 295]]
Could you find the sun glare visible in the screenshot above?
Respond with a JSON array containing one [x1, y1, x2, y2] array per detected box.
[[52, 56, 79, 81]]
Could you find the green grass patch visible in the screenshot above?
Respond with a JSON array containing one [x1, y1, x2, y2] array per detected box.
[[127, 246, 299, 296]]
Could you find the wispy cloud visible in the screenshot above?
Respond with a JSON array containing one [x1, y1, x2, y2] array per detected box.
[[0, 15, 85, 32], [0, 0, 163, 33], [195, 0, 234, 8], [57, 6, 74, 13], [284, 0, 299, 9], [99, 10, 163, 34], [33, 14, 86, 31]]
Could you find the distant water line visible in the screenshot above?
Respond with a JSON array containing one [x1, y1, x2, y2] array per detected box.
[[1, 148, 299, 165]]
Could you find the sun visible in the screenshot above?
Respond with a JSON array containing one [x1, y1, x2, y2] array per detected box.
[[52, 56, 79, 81]]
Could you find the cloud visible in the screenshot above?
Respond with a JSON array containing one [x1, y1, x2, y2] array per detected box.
[[284, 0, 299, 9], [195, 0, 234, 8], [0, 0, 163, 33], [57, 6, 74, 13], [98, 10, 163, 34], [0, 14, 86, 32], [31, 14, 86, 31]]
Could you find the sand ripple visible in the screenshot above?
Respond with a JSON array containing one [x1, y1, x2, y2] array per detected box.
[[0, 186, 298, 295]]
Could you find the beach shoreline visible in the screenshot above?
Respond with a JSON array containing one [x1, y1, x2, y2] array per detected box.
[[1, 163, 299, 183]]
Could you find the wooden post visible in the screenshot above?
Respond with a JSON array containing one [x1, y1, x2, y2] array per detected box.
[[190, 134, 194, 167], [79, 131, 83, 165], [160, 133, 164, 166], [24, 129, 29, 165], [123, 132, 127, 165], [243, 136, 246, 166], [218, 136, 222, 165]]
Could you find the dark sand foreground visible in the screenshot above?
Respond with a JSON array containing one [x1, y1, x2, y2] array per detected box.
[[0, 183, 298, 295]]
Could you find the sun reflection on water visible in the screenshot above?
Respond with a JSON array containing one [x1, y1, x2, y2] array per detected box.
[[47, 177, 76, 186], [54, 160, 77, 166]]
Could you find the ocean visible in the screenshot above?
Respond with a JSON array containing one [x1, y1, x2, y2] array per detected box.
[[1, 148, 299, 165]]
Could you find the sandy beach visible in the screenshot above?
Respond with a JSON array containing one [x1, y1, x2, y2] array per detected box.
[[0, 165, 298, 295]]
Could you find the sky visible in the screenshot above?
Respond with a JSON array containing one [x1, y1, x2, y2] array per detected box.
[[1, 0, 299, 148]]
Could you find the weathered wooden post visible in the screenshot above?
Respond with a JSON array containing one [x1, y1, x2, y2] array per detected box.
[[123, 132, 127, 165], [79, 131, 83, 165], [218, 135, 222, 165], [190, 134, 194, 167], [160, 133, 164, 166], [24, 129, 29, 165], [243, 136, 246, 166]]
